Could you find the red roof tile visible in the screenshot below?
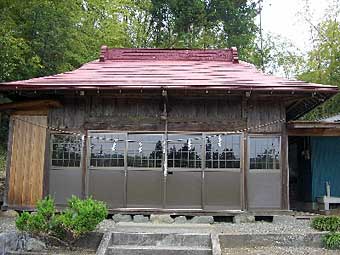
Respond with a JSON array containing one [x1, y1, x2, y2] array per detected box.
[[0, 47, 338, 94]]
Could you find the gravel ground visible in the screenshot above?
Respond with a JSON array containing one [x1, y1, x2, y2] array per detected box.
[[96, 218, 320, 235], [223, 246, 340, 255], [1, 216, 339, 254], [0, 214, 15, 232], [43, 248, 95, 255], [1, 215, 320, 236], [215, 220, 320, 235]]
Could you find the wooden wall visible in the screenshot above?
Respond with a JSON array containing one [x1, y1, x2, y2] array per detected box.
[[6, 114, 47, 208], [49, 96, 284, 133]]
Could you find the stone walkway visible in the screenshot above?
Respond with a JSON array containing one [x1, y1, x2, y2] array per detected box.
[[96, 216, 321, 235], [1, 213, 339, 255], [95, 217, 336, 255]]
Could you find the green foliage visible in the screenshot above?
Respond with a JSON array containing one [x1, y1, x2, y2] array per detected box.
[[15, 211, 31, 232], [247, 32, 304, 78], [0, 0, 259, 83], [323, 232, 340, 249], [312, 216, 340, 249], [143, 0, 258, 54], [15, 196, 108, 243], [16, 196, 56, 234], [311, 216, 340, 232], [298, 19, 340, 120], [58, 196, 108, 240]]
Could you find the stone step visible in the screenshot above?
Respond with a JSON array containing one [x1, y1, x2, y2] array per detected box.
[[110, 232, 211, 247], [219, 233, 324, 249], [106, 245, 212, 255]]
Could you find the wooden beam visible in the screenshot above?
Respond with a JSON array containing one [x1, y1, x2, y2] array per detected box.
[[281, 123, 289, 210], [13, 109, 49, 116], [0, 100, 61, 111], [42, 127, 50, 198], [2, 118, 14, 209], [288, 128, 340, 136]]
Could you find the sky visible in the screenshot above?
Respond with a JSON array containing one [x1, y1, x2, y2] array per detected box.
[[259, 0, 335, 51]]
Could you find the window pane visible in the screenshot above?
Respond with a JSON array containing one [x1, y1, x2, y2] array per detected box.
[[205, 134, 241, 169], [90, 133, 125, 168], [167, 134, 202, 168], [51, 135, 82, 167], [127, 134, 163, 168], [249, 137, 280, 170]]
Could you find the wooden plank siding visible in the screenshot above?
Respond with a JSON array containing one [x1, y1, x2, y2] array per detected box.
[[49, 96, 281, 132], [7, 114, 47, 208]]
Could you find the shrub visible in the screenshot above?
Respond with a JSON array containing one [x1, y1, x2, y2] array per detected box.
[[311, 216, 340, 232], [16, 196, 56, 234], [57, 196, 108, 240], [323, 232, 340, 249], [15, 196, 108, 244], [16, 211, 31, 232]]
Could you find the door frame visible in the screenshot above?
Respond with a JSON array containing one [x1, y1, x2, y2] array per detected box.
[[85, 130, 244, 211]]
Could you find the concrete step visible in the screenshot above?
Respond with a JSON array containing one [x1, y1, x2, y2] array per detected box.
[[96, 232, 216, 255], [106, 245, 212, 255], [110, 232, 211, 247]]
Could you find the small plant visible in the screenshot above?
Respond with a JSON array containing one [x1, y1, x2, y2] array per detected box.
[[323, 232, 340, 249], [15, 196, 108, 245], [16, 196, 56, 234], [311, 216, 340, 232], [58, 196, 108, 240]]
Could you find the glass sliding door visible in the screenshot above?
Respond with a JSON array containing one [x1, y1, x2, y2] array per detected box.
[[166, 134, 203, 209], [204, 134, 242, 210], [88, 133, 126, 209], [126, 134, 164, 208], [85, 131, 244, 211], [49, 134, 83, 205], [248, 136, 281, 209]]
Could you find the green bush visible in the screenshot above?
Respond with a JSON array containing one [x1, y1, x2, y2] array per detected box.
[[15, 196, 108, 243], [323, 232, 340, 249], [311, 216, 340, 232], [15, 211, 31, 232], [16, 196, 56, 234], [58, 196, 108, 240]]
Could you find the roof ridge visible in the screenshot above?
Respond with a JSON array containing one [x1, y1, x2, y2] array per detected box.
[[99, 46, 239, 63]]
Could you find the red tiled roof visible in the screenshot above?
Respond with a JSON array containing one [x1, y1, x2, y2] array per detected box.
[[0, 47, 338, 94]]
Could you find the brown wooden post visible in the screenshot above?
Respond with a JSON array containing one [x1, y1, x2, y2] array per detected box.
[[81, 131, 88, 199], [242, 132, 248, 211], [241, 96, 248, 211], [2, 117, 14, 209], [42, 127, 50, 198], [281, 122, 289, 210]]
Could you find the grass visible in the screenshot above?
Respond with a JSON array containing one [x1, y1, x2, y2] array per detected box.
[[311, 216, 340, 232], [311, 216, 340, 249], [323, 232, 340, 249]]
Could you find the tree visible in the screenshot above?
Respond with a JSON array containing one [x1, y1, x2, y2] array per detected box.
[[135, 0, 258, 57], [247, 32, 304, 78], [297, 1, 340, 120]]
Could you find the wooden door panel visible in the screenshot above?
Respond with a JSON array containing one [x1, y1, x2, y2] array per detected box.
[[8, 115, 47, 207]]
